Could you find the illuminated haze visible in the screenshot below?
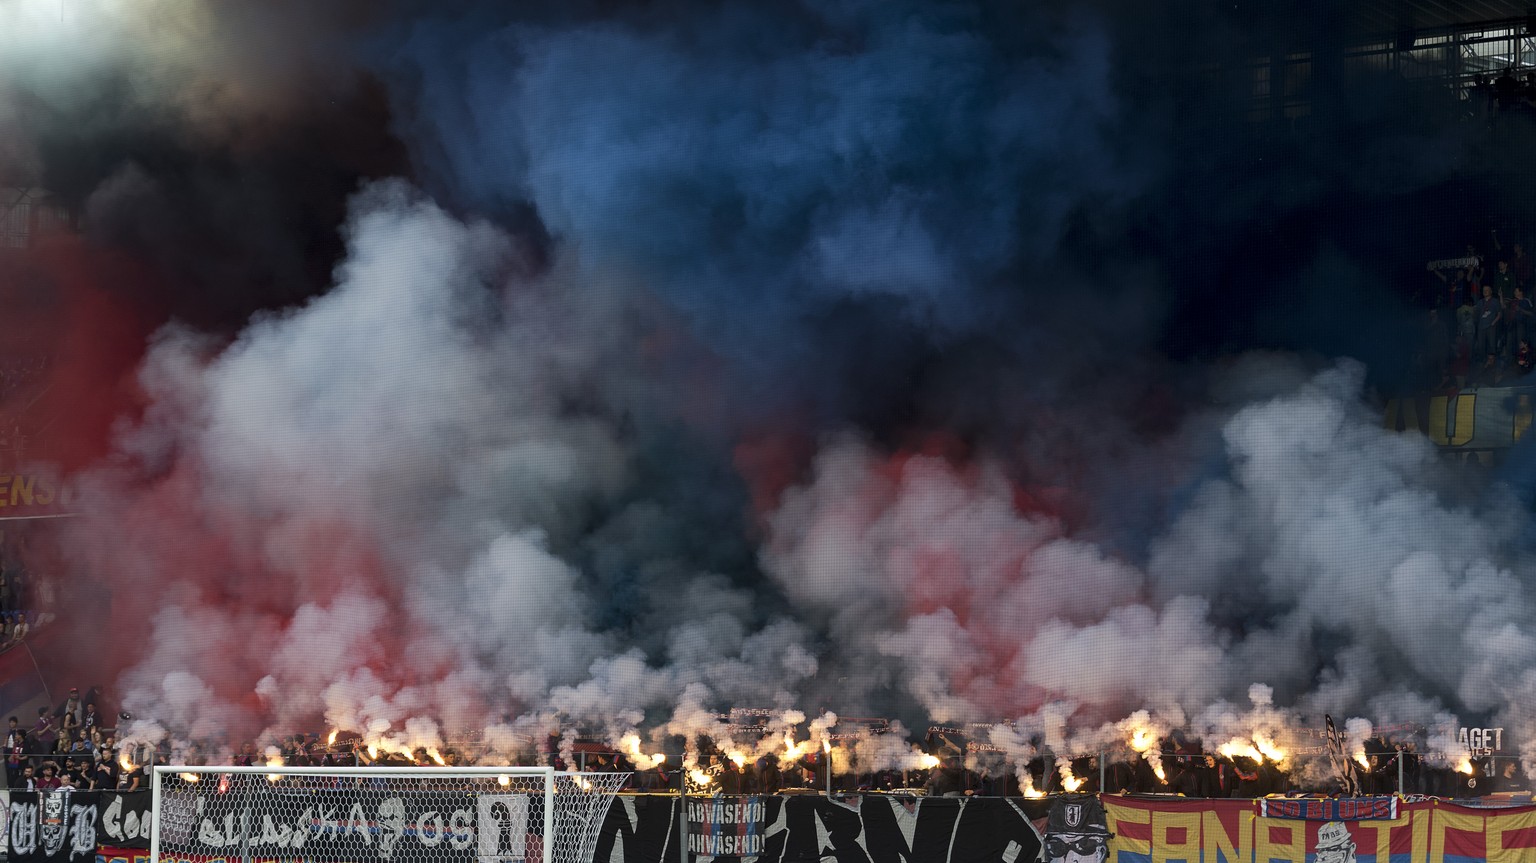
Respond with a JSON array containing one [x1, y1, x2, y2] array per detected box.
[[0, 0, 1530, 776]]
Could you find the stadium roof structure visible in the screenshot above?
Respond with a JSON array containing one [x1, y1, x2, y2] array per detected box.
[[1348, 0, 1532, 36], [1195, 1, 1536, 124]]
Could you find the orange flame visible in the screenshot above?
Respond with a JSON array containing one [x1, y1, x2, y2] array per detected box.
[[1219, 740, 1266, 765], [620, 733, 666, 769], [1253, 734, 1287, 764], [783, 730, 808, 761], [1058, 764, 1084, 793]]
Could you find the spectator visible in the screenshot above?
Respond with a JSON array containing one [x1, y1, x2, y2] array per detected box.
[[1494, 259, 1517, 301], [4, 716, 23, 787], [31, 705, 55, 762], [58, 688, 81, 728], [1433, 267, 1476, 309], [1517, 339, 1533, 375], [1496, 69, 1521, 112], [92, 751, 116, 790], [81, 703, 98, 735], [35, 762, 61, 790], [122, 758, 148, 791], [1457, 292, 1478, 344], [1476, 285, 1502, 375], [1515, 288, 1534, 346], [15, 764, 33, 791], [1200, 754, 1238, 798], [1512, 243, 1533, 289], [60, 757, 81, 788]]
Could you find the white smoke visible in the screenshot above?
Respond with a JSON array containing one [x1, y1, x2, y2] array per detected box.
[[38, 163, 1536, 784]]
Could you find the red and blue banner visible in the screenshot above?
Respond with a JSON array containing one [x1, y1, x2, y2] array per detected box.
[[1105, 795, 1536, 863]]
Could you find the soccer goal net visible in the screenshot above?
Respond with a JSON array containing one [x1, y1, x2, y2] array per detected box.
[[150, 766, 630, 863]]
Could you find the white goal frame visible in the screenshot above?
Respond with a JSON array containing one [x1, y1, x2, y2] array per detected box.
[[150, 765, 558, 863]]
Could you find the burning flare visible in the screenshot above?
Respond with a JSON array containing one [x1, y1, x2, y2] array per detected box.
[[1252, 734, 1287, 764], [1058, 763, 1084, 793], [1123, 717, 1166, 782], [917, 753, 941, 770], [782, 730, 808, 761], [326, 729, 338, 746], [619, 733, 666, 769], [1218, 739, 1266, 765]]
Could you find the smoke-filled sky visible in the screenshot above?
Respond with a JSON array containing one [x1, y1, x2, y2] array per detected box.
[[3, 0, 1536, 774]]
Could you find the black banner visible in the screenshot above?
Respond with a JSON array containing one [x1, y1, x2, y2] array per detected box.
[[599, 793, 1049, 863], [14, 787, 1047, 863], [8, 791, 100, 863], [160, 785, 532, 863], [97, 793, 152, 850]]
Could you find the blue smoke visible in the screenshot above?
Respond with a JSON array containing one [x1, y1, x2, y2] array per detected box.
[[375, 0, 1136, 374]]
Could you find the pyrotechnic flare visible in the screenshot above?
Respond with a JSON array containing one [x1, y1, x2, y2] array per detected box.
[[1057, 762, 1084, 793]]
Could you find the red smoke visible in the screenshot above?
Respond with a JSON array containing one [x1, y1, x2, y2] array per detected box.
[[0, 232, 432, 735], [0, 231, 161, 472]]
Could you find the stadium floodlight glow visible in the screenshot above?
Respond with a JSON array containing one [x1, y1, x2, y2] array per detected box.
[[150, 764, 629, 863]]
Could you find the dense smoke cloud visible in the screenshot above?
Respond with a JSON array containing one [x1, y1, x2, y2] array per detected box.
[[4, 0, 1535, 783]]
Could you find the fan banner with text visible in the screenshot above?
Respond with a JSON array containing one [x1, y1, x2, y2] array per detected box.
[[1104, 795, 1536, 863]]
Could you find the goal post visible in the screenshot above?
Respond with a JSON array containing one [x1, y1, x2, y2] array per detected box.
[[150, 765, 629, 863]]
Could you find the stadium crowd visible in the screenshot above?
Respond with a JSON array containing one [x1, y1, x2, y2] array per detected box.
[[1, 690, 1513, 800], [1417, 227, 1536, 389]]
